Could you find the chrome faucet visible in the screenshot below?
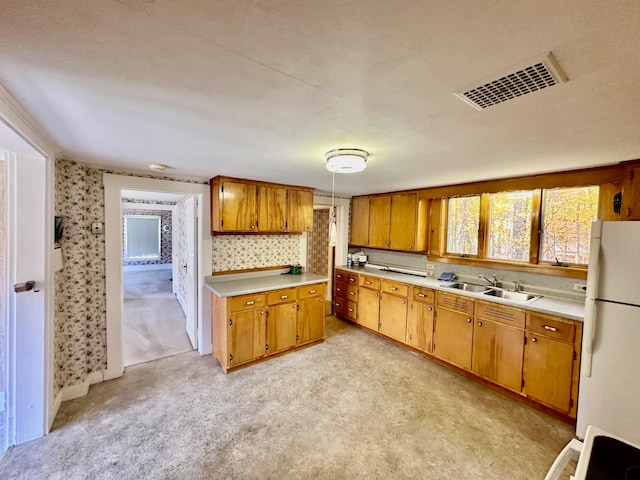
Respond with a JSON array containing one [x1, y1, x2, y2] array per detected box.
[[478, 274, 498, 287]]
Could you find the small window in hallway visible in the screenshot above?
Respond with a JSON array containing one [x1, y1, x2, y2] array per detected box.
[[124, 215, 161, 260]]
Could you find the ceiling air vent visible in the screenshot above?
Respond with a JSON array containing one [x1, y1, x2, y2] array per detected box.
[[454, 52, 568, 110]]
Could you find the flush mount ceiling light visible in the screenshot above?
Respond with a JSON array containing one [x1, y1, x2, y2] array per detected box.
[[148, 163, 168, 171], [325, 148, 368, 173]]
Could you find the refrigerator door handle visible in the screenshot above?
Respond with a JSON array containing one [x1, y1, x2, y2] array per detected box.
[[586, 220, 602, 299], [582, 298, 596, 377]]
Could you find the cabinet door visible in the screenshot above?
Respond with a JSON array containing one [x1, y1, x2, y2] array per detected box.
[[267, 303, 298, 354], [389, 193, 417, 251], [357, 287, 380, 331], [368, 195, 391, 248], [621, 163, 640, 220], [258, 185, 287, 232], [433, 308, 474, 369], [472, 319, 524, 392], [228, 309, 266, 366], [407, 301, 434, 353], [524, 335, 574, 412], [298, 296, 324, 344], [379, 293, 408, 342], [350, 196, 370, 246], [287, 189, 313, 232], [221, 181, 257, 231]]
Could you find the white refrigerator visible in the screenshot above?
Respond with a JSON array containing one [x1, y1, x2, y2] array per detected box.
[[577, 220, 640, 445]]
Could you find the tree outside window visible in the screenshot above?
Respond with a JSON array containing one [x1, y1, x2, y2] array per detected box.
[[446, 196, 480, 256], [487, 191, 533, 262]]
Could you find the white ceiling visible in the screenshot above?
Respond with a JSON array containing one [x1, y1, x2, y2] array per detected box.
[[1, 1, 639, 196]]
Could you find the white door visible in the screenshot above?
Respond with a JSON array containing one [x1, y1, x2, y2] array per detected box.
[[2, 146, 47, 447], [185, 196, 197, 349]]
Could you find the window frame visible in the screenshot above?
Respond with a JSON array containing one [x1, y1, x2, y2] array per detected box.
[[440, 185, 599, 273], [444, 194, 482, 258], [124, 214, 162, 260]]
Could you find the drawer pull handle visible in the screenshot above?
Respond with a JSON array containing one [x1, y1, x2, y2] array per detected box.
[[349, 278, 356, 283], [280, 295, 288, 299], [417, 293, 426, 297], [348, 308, 354, 312], [309, 290, 316, 294], [335, 302, 340, 307], [543, 325, 558, 332], [336, 287, 341, 292], [390, 287, 398, 291], [366, 281, 372, 285], [349, 291, 355, 295], [246, 301, 255, 305]]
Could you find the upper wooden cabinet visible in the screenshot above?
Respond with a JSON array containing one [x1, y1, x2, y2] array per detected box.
[[210, 176, 314, 234], [350, 191, 427, 252], [621, 161, 640, 220]]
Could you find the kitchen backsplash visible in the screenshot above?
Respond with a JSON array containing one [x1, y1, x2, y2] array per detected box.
[[211, 234, 301, 272], [355, 248, 585, 301]]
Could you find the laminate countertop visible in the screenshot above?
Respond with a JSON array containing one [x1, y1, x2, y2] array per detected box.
[[206, 272, 329, 298], [336, 265, 585, 322]]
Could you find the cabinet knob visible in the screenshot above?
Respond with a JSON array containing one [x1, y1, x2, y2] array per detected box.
[[251, 225, 255, 229], [531, 337, 537, 343], [409, 245, 413, 250], [281, 226, 286, 230], [261, 311, 265, 315], [477, 321, 483, 326], [467, 318, 472, 323], [375, 293, 379, 297], [428, 307, 433, 311], [402, 300, 406, 304]]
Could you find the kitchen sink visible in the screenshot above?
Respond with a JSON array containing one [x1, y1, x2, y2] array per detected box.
[[441, 282, 491, 293], [483, 289, 540, 303]]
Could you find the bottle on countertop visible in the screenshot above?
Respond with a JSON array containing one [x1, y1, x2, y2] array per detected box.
[[347, 253, 353, 267]]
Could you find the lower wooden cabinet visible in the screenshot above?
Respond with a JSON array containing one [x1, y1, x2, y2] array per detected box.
[[432, 307, 474, 370], [211, 282, 326, 372], [357, 287, 380, 331], [407, 301, 434, 353], [379, 293, 408, 342]]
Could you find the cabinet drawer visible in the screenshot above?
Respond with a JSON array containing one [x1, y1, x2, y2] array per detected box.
[[228, 293, 267, 312], [411, 286, 434, 304], [299, 283, 325, 299], [267, 287, 298, 305], [335, 270, 348, 282], [346, 301, 357, 321], [335, 281, 347, 299], [436, 291, 474, 315], [347, 274, 358, 285], [381, 279, 408, 297], [527, 313, 575, 343], [347, 283, 358, 301], [334, 299, 347, 316], [476, 301, 525, 329], [360, 276, 381, 290]]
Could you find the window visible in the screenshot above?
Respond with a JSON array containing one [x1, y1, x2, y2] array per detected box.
[[446, 196, 480, 256], [540, 186, 599, 265], [487, 191, 534, 262], [124, 215, 161, 259]]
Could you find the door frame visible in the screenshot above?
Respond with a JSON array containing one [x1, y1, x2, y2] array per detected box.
[[103, 174, 211, 381], [0, 85, 57, 441]]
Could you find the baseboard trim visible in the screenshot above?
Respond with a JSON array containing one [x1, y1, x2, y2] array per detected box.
[[49, 391, 63, 430], [177, 292, 188, 316], [123, 263, 172, 272], [60, 370, 105, 402]]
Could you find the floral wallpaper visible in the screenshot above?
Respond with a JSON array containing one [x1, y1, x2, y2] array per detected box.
[[211, 235, 300, 272], [121, 208, 173, 266], [54, 159, 207, 394], [307, 209, 330, 275], [173, 195, 191, 305]]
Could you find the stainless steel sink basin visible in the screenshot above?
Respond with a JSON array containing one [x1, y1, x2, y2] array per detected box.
[[483, 289, 540, 303], [441, 282, 491, 293]]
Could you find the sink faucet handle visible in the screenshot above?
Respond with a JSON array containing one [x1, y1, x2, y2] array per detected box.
[[514, 281, 521, 292]]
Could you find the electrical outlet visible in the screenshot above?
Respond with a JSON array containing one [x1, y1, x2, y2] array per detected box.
[[425, 271, 433, 277], [573, 283, 587, 292], [425, 264, 435, 270]]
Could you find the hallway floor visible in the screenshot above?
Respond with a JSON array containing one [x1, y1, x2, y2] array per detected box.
[[2, 316, 576, 479], [123, 268, 192, 366]]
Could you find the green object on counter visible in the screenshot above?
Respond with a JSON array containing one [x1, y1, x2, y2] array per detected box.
[[290, 265, 302, 275]]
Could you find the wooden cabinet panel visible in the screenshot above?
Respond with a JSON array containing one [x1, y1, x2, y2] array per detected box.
[[411, 286, 435, 304], [379, 293, 408, 342], [472, 319, 524, 392], [287, 189, 313, 232], [381, 279, 409, 297], [298, 296, 324, 344], [527, 312, 575, 343], [357, 287, 380, 331], [228, 309, 266, 366], [228, 293, 267, 312], [350, 196, 370, 246], [334, 281, 346, 299], [476, 301, 525, 329], [407, 300, 434, 353], [436, 292, 475, 316], [258, 185, 287, 232], [390, 193, 417, 251], [524, 334, 574, 412], [220, 181, 257, 231], [621, 162, 640, 220], [267, 303, 298, 354], [267, 287, 298, 305], [369, 195, 391, 248], [335, 270, 347, 282], [346, 283, 358, 301], [334, 298, 347, 317], [299, 283, 325, 299], [360, 276, 381, 290], [433, 308, 474, 369]]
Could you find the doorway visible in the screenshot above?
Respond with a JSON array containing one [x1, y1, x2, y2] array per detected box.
[[307, 207, 334, 314], [120, 190, 194, 366], [103, 175, 211, 381]]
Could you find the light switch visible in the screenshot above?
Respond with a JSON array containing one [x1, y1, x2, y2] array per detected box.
[[92, 222, 103, 234]]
